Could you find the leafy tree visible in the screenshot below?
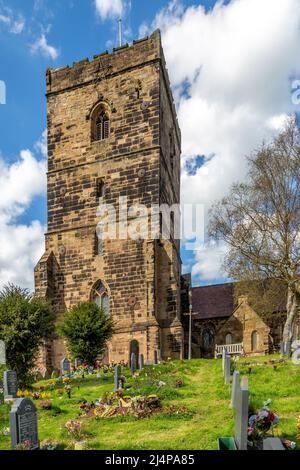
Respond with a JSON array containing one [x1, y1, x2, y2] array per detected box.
[[209, 118, 300, 350], [234, 279, 287, 318], [58, 302, 114, 365], [0, 284, 55, 386]]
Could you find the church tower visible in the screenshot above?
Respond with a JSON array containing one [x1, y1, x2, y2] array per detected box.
[[35, 30, 183, 369]]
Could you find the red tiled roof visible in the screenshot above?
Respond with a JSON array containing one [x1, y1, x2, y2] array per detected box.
[[192, 283, 235, 320]]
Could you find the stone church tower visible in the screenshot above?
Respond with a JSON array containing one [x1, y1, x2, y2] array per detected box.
[[35, 30, 183, 370]]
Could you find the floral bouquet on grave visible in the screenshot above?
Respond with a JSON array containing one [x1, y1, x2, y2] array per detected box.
[[248, 400, 279, 440], [65, 419, 82, 441]]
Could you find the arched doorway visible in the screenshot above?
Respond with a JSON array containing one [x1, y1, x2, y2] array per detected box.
[[129, 340, 139, 368], [202, 326, 215, 357]]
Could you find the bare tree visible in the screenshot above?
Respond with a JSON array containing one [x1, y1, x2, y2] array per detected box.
[[209, 118, 300, 350]]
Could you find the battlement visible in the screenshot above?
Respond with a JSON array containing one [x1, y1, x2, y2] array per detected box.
[[46, 30, 163, 96]]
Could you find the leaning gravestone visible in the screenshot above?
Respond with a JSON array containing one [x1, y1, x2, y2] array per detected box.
[[0, 341, 6, 365], [231, 371, 240, 408], [224, 354, 231, 385], [234, 376, 249, 450], [130, 353, 136, 374], [4, 370, 18, 402], [114, 365, 121, 391], [10, 398, 39, 450], [60, 358, 71, 376], [139, 354, 144, 370]]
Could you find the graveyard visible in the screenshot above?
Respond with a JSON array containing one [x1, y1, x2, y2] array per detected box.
[[0, 355, 300, 450]]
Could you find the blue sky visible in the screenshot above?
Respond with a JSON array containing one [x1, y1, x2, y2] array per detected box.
[[0, 0, 300, 290]]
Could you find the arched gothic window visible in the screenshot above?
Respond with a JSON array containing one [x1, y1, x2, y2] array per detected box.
[[91, 281, 110, 316], [251, 331, 258, 351], [92, 104, 110, 142]]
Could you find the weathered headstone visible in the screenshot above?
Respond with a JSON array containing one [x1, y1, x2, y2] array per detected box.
[[130, 353, 136, 374], [224, 354, 231, 385], [60, 357, 71, 376], [139, 354, 144, 370], [234, 376, 249, 450], [154, 350, 158, 365], [0, 340, 6, 365], [114, 365, 121, 391], [4, 370, 18, 401], [10, 398, 39, 450], [231, 371, 240, 408], [263, 437, 285, 451]]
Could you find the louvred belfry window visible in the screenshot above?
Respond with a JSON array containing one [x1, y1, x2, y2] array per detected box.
[[95, 110, 110, 141]]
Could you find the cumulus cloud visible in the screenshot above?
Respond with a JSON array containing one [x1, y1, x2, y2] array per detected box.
[[31, 34, 59, 60], [95, 0, 125, 20], [142, 0, 300, 283], [0, 142, 47, 290]]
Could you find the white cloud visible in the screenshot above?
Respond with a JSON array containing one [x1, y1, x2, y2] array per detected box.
[[143, 0, 300, 283], [191, 241, 228, 282], [0, 7, 25, 34], [0, 141, 47, 290], [31, 34, 59, 60], [95, 0, 124, 20], [34, 129, 47, 158]]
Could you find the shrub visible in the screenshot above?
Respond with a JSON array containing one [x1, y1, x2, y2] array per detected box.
[[0, 284, 55, 386], [58, 302, 114, 365]]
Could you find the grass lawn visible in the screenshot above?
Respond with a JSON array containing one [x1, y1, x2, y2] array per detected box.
[[0, 355, 299, 450]]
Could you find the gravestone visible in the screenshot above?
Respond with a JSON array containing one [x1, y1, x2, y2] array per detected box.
[[222, 348, 226, 371], [263, 437, 285, 451], [234, 376, 249, 450], [224, 354, 231, 385], [154, 350, 158, 365], [4, 370, 18, 401], [139, 354, 144, 370], [60, 358, 71, 376], [0, 340, 6, 365], [130, 353, 136, 374], [10, 398, 39, 450], [114, 365, 121, 391], [231, 371, 240, 408]]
